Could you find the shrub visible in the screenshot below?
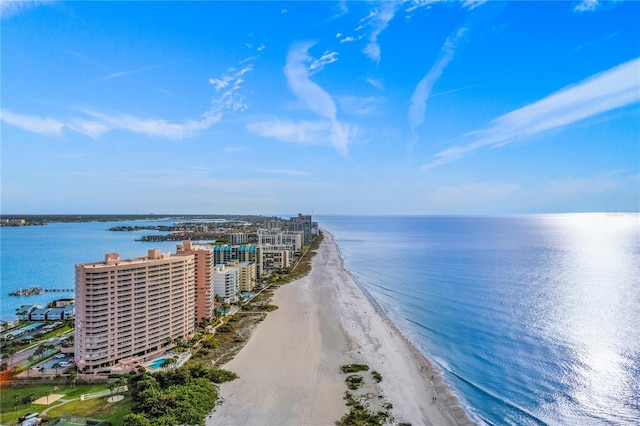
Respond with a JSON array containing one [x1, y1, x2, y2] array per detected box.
[[340, 364, 369, 374]]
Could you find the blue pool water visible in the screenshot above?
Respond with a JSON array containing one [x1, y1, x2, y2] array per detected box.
[[148, 358, 167, 370]]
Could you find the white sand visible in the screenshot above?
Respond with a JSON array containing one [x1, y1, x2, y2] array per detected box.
[[209, 231, 473, 425]]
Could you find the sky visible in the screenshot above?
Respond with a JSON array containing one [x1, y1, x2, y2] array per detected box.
[[1, 0, 639, 215]]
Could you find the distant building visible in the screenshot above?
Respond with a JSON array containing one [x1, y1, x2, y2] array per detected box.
[[0, 317, 19, 331], [260, 246, 290, 275], [51, 298, 75, 308], [288, 213, 313, 244], [16, 305, 41, 320], [213, 244, 259, 265], [75, 249, 195, 374], [30, 308, 50, 321], [228, 233, 247, 245], [176, 241, 215, 323], [258, 231, 303, 252]]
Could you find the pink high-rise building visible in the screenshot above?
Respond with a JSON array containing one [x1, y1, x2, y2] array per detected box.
[[176, 240, 215, 323], [75, 249, 195, 373]]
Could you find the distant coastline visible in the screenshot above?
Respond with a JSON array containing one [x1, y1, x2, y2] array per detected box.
[[0, 214, 280, 227]]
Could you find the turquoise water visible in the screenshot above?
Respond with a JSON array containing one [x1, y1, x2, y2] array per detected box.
[[2, 215, 639, 424], [148, 358, 167, 370]]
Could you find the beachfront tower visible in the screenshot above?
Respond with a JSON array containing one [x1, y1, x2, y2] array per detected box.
[[75, 249, 195, 374], [213, 265, 239, 304], [288, 213, 313, 244], [176, 241, 215, 323]]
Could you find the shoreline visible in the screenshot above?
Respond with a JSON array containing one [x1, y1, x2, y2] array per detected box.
[[209, 230, 474, 425], [340, 250, 475, 425]]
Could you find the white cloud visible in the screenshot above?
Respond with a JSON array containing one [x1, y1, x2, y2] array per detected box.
[[0, 109, 64, 135], [338, 96, 384, 116], [461, 0, 488, 11], [409, 26, 467, 129], [67, 119, 111, 139], [209, 64, 253, 91], [2, 60, 252, 140], [360, 2, 400, 63], [309, 51, 339, 75], [573, 0, 600, 13], [257, 43, 266, 51], [257, 168, 310, 176], [340, 35, 360, 43], [423, 57, 640, 170], [279, 41, 354, 155], [0, 0, 50, 19], [247, 119, 331, 146], [366, 77, 384, 90], [83, 110, 220, 139]]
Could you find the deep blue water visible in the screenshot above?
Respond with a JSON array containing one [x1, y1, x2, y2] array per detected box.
[[1, 215, 639, 425], [317, 214, 640, 425]]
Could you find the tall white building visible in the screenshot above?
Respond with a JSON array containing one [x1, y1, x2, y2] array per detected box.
[[213, 265, 239, 304]]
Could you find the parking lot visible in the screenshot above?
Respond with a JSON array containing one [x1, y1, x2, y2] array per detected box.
[[32, 353, 74, 373]]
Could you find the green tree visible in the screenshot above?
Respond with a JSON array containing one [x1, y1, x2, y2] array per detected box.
[[122, 413, 151, 426]]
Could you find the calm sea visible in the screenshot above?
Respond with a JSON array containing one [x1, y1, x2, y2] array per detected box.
[[1, 215, 639, 425], [318, 214, 640, 426], [0, 220, 179, 317]]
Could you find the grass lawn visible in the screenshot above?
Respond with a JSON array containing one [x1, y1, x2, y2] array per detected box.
[[46, 394, 133, 425], [0, 383, 116, 425]]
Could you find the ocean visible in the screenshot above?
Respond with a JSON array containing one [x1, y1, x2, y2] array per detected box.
[[318, 214, 640, 425], [1, 214, 639, 425]]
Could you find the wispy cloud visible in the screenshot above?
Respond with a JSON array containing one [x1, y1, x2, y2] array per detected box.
[[461, 0, 488, 11], [83, 109, 221, 139], [366, 77, 384, 90], [339, 96, 384, 116], [339, 35, 361, 43], [67, 118, 112, 138], [257, 168, 310, 176], [209, 64, 253, 91], [573, 0, 600, 13], [409, 26, 467, 129], [265, 41, 353, 155], [360, 2, 400, 63], [0, 0, 50, 19], [423, 57, 640, 170], [309, 51, 339, 75], [247, 119, 333, 147], [0, 109, 64, 135]]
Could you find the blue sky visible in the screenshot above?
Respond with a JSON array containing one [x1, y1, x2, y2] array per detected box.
[[1, 0, 638, 215]]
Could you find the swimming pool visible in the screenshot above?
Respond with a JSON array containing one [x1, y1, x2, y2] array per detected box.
[[148, 358, 166, 369]]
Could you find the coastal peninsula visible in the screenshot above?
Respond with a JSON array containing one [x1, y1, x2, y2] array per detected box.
[[210, 231, 473, 425]]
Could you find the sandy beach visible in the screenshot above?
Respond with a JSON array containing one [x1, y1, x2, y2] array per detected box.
[[209, 231, 474, 425]]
